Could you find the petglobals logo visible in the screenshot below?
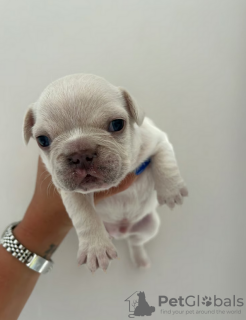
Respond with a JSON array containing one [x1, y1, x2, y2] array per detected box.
[[124, 292, 244, 317], [158, 295, 244, 308]]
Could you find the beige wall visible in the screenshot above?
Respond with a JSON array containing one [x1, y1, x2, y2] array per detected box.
[[0, 1, 245, 319]]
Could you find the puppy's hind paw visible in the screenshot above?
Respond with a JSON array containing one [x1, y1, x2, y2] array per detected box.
[[128, 244, 151, 269]]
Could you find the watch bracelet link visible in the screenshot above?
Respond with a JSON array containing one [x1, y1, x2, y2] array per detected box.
[[1, 222, 53, 274]]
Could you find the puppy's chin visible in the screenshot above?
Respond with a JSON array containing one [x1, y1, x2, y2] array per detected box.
[[76, 174, 112, 193], [77, 181, 116, 193]]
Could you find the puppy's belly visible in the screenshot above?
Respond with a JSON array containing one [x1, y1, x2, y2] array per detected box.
[[103, 214, 155, 239], [96, 167, 158, 239]]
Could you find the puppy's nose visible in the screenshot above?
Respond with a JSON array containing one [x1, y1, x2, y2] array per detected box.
[[68, 150, 97, 166]]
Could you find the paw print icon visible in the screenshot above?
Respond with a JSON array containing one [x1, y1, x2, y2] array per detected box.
[[202, 296, 212, 307]]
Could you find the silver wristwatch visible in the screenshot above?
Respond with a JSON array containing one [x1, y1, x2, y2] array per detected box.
[[1, 222, 53, 274]]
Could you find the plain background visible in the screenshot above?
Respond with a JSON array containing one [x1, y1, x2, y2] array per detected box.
[[0, 0, 246, 319]]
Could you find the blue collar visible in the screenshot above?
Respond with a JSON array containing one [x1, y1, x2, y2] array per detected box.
[[134, 158, 151, 175]]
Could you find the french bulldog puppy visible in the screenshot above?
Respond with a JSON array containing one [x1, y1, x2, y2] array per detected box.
[[23, 74, 188, 272]]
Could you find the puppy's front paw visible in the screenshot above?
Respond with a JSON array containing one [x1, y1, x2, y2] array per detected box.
[[77, 235, 118, 273], [157, 181, 188, 209]]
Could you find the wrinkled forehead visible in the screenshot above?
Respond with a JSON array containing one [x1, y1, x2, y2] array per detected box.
[[33, 77, 128, 138]]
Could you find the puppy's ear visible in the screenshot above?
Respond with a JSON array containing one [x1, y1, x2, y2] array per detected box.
[[119, 87, 145, 126], [23, 104, 35, 144]]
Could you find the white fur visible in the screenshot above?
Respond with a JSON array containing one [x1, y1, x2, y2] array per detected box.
[[23, 74, 188, 271]]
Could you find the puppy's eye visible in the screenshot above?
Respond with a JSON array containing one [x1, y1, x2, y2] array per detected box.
[[108, 119, 124, 132], [37, 136, 50, 147]]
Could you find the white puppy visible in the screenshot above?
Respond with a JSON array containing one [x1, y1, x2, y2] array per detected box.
[[23, 74, 188, 271]]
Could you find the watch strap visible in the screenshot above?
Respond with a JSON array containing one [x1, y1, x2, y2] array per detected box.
[[1, 221, 53, 274]]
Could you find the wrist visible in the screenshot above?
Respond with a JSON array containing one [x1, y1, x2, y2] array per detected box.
[[13, 199, 72, 259]]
